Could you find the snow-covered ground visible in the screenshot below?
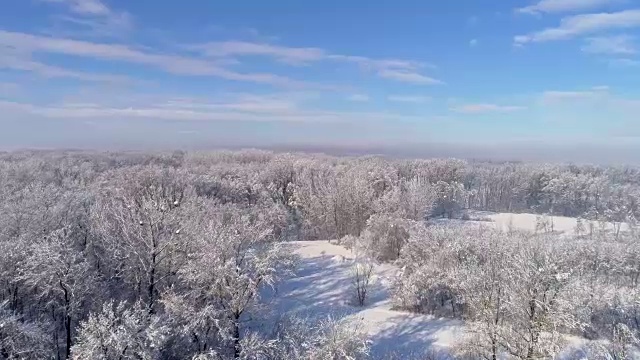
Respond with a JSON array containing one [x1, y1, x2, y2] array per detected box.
[[259, 240, 464, 359], [258, 213, 628, 358], [454, 210, 628, 237]]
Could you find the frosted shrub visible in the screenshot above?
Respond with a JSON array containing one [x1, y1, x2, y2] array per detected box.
[[358, 214, 411, 262], [339, 234, 359, 251], [391, 225, 476, 317], [392, 265, 465, 317], [352, 260, 374, 306], [273, 315, 370, 360]]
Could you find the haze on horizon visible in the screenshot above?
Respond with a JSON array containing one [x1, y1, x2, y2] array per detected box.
[[1, 0, 640, 163]]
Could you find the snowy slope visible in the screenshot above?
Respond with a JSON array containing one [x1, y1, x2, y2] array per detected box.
[[260, 240, 464, 359], [258, 212, 631, 359]]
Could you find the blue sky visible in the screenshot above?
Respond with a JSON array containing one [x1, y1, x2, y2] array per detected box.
[[1, 0, 640, 160]]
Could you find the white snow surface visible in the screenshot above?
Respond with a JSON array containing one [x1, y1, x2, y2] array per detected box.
[[437, 210, 629, 237], [256, 212, 625, 359], [258, 240, 464, 359]]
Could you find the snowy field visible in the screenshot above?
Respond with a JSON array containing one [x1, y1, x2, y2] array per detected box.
[[258, 212, 630, 359], [452, 210, 629, 236], [260, 240, 464, 359]]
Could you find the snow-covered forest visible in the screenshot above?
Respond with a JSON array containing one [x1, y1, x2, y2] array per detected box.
[[1, 149, 640, 359]]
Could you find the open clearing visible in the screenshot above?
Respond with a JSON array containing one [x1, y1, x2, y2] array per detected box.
[[451, 210, 629, 236], [260, 240, 464, 359], [259, 212, 629, 359]]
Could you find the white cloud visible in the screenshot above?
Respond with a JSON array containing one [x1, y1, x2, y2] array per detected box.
[[0, 94, 425, 124], [43, 0, 110, 15], [326, 55, 433, 71], [540, 87, 610, 103], [450, 103, 526, 114], [195, 41, 326, 65], [542, 90, 602, 100], [387, 95, 431, 103], [515, 10, 640, 44], [0, 49, 129, 82], [582, 35, 637, 54], [194, 41, 441, 84], [42, 0, 133, 36], [0, 30, 441, 86], [516, 0, 616, 15], [0, 31, 317, 87], [377, 69, 442, 84], [347, 94, 370, 102]]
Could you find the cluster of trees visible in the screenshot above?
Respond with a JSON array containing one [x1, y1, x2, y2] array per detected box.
[[1, 149, 639, 359], [0, 151, 370, 359], [465, 162, 640, 221], [390, 223, 640, 359]]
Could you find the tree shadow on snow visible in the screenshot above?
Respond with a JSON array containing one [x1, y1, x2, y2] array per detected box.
[[254, 250, 366, 329], [253, 243, 462, 360], [369, 314, 461, 360]]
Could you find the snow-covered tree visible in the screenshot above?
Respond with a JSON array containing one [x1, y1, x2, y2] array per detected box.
[[272, 316, 370, 360], [163, 201, 295, 358], [0, 303, 53, 360], [432, 181, 467, 219], [499, 236, 580, 360], [70, 301, 169, 360], [461, 232, 513, 360], [91, 167, 188, 311], [18, 228, 98, 358]]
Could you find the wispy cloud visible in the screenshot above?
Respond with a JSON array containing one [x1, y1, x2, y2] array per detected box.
[[377, 70, 442, 84], [0, 94, 425, 124], [582, 34, 637, 54], [194, 41, 441, 84], [387, 95, 431, 103], [541, 86, 610, 103], [42, 0, 133, 37], [515, 10, 640, 44], [0, 30, 317, 87], [44, 0, 112, 15], [43, 0, 110, 15], [450, 103, 526, 114], [516, 0, 616, 15], [469, 39, 479, 47], [347, 94, 370, 102], [0, 30, 440, 87], [193, 41, 325, 65], [0, 48, 129, 82]]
